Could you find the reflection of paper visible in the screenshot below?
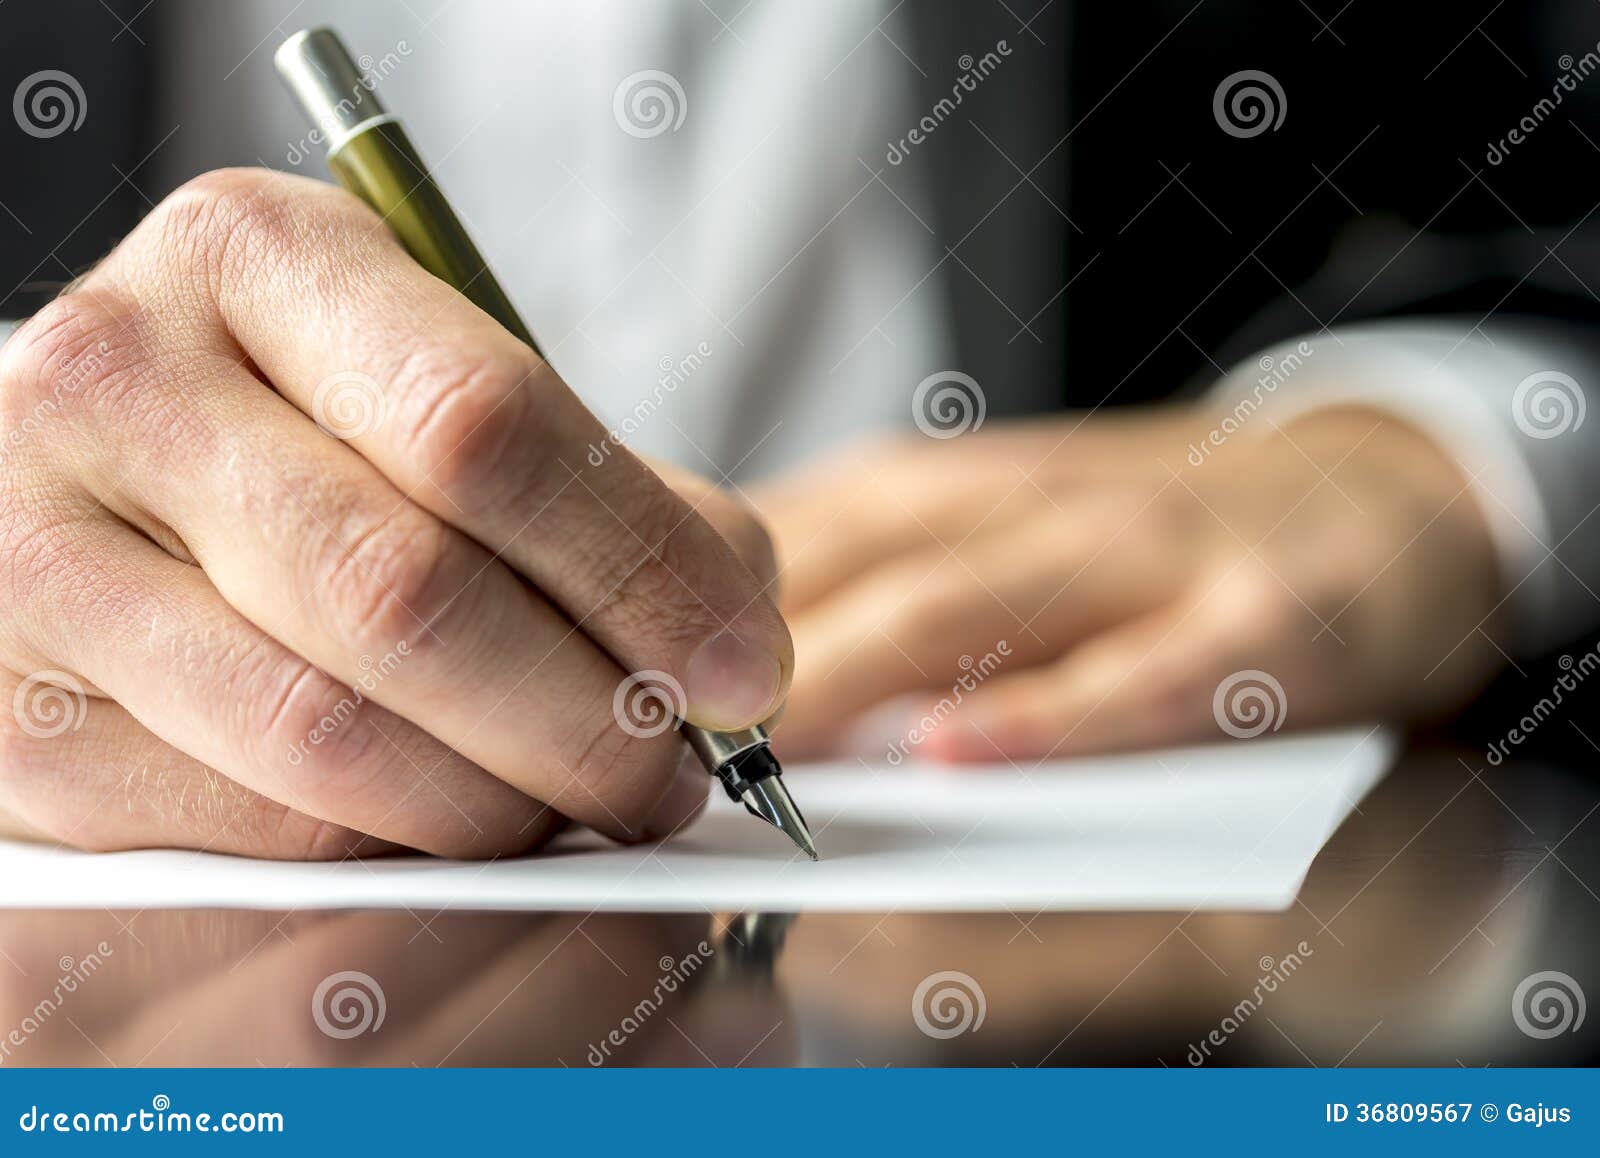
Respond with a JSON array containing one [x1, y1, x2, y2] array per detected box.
[[0, 728, 1391, 913]]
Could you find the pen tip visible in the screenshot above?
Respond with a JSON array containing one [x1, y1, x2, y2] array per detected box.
[[738, 773, 820, 862], [790, 817, 820, 863]]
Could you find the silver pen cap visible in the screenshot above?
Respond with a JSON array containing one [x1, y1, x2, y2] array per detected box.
[[274, 27, 391, 151]]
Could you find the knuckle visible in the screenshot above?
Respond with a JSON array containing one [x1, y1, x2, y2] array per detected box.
[[0, 722, 100, 854], [253, 659, 392, 809], [1211, 565, 1297, 644], [563, 709, 678, 836], [319, 506, 459, 655], [0, 507, 78, 609], [7, 808, 88, 851], [1086, 487, 1156, 536], [0, 708, 48, 809], [150, 168, 295, 282], [172, 166, 285, 206], [594, 545, 707, 649], [263, 808, 369, 861], [591, 484, 731, 640], [1062, 487, 1160, 548], [130, 168, 388, 322], [145, 168, 364, 299], [592, 527, 723, 655], [0, 292, 143, 425], [395, 349, 536, 501], [882, 566, 965, 642]]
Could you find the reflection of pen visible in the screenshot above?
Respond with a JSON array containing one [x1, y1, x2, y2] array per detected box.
[[274, 27, 818, 861]]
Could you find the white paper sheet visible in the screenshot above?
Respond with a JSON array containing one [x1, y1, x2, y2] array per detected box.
[[0, 727, 1392, 913]]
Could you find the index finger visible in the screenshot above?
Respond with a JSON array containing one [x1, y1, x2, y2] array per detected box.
[[104, 168, 792, 733]]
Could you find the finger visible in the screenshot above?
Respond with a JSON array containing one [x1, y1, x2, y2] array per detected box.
[[645, 457, 779, 585], [31, 914, 324, 1066], [363, 912, 714, 1065], [34, 307, 689, 841], [754, 439, 1030, 614], [3, 503, 561, 856], [920, 574, 1294, 761], [757, 416, 1207, 615], [124, 911, 534, 1065], [0, 912, 389, 1066], [101, 169, 790, 731], [638, 749, 712, 842], [0, 680, 396, 858], [776, 503, 1183, 751]]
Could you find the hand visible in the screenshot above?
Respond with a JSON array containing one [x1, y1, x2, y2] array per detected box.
[[753, 405, 1500, 761], [0, 168, 791, 857]]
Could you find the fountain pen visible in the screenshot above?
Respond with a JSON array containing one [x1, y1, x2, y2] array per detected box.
[[274, 27, 818, 861]]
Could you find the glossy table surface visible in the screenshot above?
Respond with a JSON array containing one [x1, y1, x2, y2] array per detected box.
[[2, 741, 1597, 1067]]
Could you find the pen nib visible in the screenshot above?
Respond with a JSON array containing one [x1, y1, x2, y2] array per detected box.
[[740, 775, 819, 861]]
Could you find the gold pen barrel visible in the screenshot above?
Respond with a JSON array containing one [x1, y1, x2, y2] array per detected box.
[[273, 27, 538, 351]]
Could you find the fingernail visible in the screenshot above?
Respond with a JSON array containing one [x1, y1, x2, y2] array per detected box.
[[684, 629, 783, 729]]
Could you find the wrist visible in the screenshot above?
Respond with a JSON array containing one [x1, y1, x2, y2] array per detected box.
[[1277, 405, 1505, 701]]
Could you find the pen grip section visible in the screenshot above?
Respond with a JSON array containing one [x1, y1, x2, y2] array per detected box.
[[712, 744, 782, 802]]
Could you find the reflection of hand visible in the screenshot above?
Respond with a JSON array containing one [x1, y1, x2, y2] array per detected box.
[[778, 911, 1257, 1064], [754, 406, 1500, 760], [0, 168, 792, 856], [0, 909, 789, 1066]]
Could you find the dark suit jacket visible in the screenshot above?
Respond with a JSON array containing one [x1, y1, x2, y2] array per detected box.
[[905, 0, 1600, 413]]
